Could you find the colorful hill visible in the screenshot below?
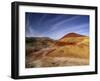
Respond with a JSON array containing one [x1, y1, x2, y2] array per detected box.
[[26, 33, 89, 68]]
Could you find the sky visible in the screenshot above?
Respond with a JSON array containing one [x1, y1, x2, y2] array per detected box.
[[25, 12, 89, 40]]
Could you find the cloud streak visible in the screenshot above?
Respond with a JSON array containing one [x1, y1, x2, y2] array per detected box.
[[25, 12, 89, 39]]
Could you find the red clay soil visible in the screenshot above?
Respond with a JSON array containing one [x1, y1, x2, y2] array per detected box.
[[60, 32, 85, 40]]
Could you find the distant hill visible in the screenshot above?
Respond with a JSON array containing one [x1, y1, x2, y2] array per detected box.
[[56, 33, 89, 46], [26, 37, 56, 56], [26, 37, 56, 48], [60, 32, 85, 39]]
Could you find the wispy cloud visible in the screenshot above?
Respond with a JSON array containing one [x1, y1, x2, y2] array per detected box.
[[44, 23, 89, 39], [50, 16, 79, 31], [26, 13, 89, 39], [26, 25, 44, 37]]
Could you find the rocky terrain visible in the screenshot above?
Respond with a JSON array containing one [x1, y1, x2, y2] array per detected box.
[[25, 33, 89, 68]]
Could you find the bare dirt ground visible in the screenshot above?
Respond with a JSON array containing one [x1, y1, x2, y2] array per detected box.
[[26, 47, 89, 68], [26, 57, 89, 68]]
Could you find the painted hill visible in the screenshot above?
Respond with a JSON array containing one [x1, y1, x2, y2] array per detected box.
[[56, 33, 89, 46], [47, 33, 89, 58], [26, 33, 89, 68], [60, 32, 85, 39]]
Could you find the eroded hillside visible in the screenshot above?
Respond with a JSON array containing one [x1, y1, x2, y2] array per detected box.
[[26, 33, 89, 68]]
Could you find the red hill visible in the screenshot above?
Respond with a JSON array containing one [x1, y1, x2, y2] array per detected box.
[[60, 32, 85, 40]]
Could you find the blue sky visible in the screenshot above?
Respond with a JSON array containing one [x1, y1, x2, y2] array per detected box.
[[25, 12, 89, 40]]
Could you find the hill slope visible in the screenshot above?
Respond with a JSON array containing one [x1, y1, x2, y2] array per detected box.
[[26, 33, 89, 68]]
